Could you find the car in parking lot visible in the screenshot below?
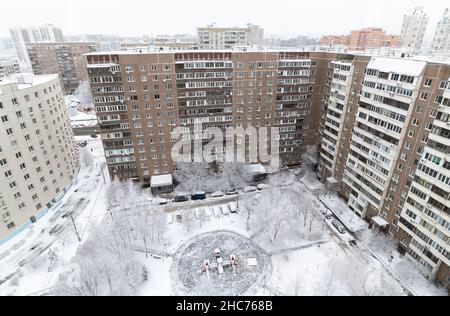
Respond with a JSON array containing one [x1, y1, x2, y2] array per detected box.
[[194, 208, 202, 219], [332, 219, 347, 234], [228, 202, 238, 214], [225, 188, 238, 195], [167, 213, 174, 225], [174, 194, 189, 203], [211, 191, 224, 198], [212, 206, 221, 217], [192, 191, 206, 200], [243, 186, 257, 193], [204, 207, 213, 218], [220, 204, 230, 215], [90, 133, 98, 138], [257, 184, 270, 191]]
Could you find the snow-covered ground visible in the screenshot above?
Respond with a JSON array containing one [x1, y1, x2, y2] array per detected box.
[[0, 154, 446, 296], [65, 95, 98, 128], [0, 137, 109, 296]]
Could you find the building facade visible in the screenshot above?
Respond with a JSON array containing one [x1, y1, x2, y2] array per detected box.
[[86, 50, 330, 185], [86, 50, 450, 287], [9, 24, 64, 67], [197, 24, 264, 49], [27, 42, 99, 94], [0, 60, 20, 79], [0, 74, 79, 242], [317, 54, 450, 288], [431, 9, 450, 58], [400, 7, 429, 53], [348, 28, 400, 51]]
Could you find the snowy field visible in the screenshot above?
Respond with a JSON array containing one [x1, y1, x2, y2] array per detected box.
[[65, 95, 98, 128], [0, 145, 447, 296]]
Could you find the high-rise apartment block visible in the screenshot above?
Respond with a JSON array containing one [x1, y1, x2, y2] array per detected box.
[[86, 51, 328, 183], [0, 59, 20, 79], [400, 7, 429, 53], [197, 24, 264, 49], [0, 74, 79, 242], [320, 28, 400, 51], [348, 28, 401, 51], [27, 42, 99, 94], [86, 49, 450, 288], [318, 55, 450, 288], [9, 24, 64, 66], [431, 9, 450, 57]]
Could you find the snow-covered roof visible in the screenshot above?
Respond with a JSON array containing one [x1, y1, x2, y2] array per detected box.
[[0, 73, 58, 89], [247, 258, 258, 266], [372, 216, 389, 227], [367, 57, 426, 77], [319, 195, 367, 233], [326, 177, 339, 185], [151, 174, 173, 188], [244, 164, 266, 175]]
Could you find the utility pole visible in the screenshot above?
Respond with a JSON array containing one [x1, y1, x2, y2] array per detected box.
[[70, 215, 81, 242]]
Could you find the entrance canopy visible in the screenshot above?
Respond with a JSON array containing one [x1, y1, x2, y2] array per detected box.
[[372, 216, 389, 227]]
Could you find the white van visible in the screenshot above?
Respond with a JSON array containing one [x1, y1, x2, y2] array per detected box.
[[220, 204, 230, 215]]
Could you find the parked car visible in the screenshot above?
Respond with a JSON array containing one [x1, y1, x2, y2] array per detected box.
[[325, 212, 334, 220], [225, 188, 238, 195], [332, 219, 346, 234], [194, 208, 202, 219], [212, 206, 221, 217], [167, 214, 174, 225], [90, 133, 98, 139], [228, 202, 238, 214], [211, 191, 224, 198], [214, 248, 221, 259], [192, 191, 206, 200], [151, 198, 168, 205], [174, 194, 189, 203], [175, 212, 183, 223], [204, 207, 213, 219], [220, 204, 230, 216], [257, 184, 270, 191], [244, 186, 257, 193]]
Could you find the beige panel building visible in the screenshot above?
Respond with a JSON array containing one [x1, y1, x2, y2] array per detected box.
[[197, 24, 264, 49], [0, 74, 79, 242]]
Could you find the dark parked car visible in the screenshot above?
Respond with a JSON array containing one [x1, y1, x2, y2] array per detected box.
[[191, 191, 206, 200], [90, 134, 98, 138]]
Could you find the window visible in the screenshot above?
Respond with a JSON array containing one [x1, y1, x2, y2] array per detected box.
[[424, 78, 432, 87], [420, 92, 428, 100]]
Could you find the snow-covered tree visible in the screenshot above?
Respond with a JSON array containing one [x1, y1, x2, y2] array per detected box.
[[74, 80, 94, 108]]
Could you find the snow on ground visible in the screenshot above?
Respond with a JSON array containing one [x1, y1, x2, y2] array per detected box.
[[0, 137, 110, 296], [319, 195, 368, 233], [0, 156, 446, 296], [65, 95, 97, 128]]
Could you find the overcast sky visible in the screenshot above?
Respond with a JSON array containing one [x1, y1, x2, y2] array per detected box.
[[1, 0, 448, 41]]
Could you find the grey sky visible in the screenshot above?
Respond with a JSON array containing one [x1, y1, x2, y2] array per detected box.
[[1, 0, 448, 41]]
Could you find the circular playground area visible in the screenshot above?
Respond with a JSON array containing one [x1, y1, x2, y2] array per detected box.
[[171, 230, 272, 296]]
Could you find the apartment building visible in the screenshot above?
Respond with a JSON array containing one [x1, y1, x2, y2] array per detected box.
[[10, 24, 64, 66], [27, 42, 99, 94], [318, 55, 450, 287], [197, 24, 264, 49], [348, 28, 400, 51], [401, 7, 429, 53], [0, 73, 79, 242], [397, 77, 450, 287], [86, 50, 328, 185], [431, 9, 450, 58], [320, 35, 349, 46], [0, 59, 20, 79]]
